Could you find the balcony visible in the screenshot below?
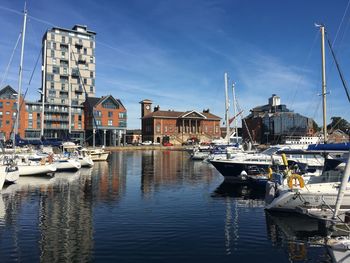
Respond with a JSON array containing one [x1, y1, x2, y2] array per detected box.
[[78, 55, 86, 64], [75, 86, 83, 93], [75, 42, 83, 49]]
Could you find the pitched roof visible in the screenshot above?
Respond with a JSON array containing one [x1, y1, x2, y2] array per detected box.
[[85, 95, 126, 110], [0, 85, 17, 99], [143, 109, 220, 120]]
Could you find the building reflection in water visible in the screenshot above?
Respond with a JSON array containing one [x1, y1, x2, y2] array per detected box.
[[91, 152, 127, 203], [141, 150, 217, 197], [0, 170, 94, 262]]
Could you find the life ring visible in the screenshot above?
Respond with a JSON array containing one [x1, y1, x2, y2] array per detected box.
[[287, 174, 305, 189]]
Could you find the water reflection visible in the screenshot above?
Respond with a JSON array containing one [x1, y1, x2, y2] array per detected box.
[[91, 152, 127, 203], [141, 150, 216, 196], [212, 181, 266, 201], [265, 211, 332, 262], [0, 170, 94, 262]]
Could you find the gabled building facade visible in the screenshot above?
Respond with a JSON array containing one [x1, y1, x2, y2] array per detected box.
[[84, 95, 127, 146], [140, 99, 221, 145]]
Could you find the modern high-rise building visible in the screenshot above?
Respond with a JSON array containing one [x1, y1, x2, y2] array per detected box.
[[41, 24, 96, 141]]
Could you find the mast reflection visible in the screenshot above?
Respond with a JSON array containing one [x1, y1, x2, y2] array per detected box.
[[265, 211, 332, 262]]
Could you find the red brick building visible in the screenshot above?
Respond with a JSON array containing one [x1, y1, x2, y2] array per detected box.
[[0, 85, 26, 141], [140, 99, 221, 145], [84, 95, 127, 146]]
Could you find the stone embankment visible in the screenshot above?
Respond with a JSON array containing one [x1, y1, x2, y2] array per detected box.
[[105, 145, 186, 151]]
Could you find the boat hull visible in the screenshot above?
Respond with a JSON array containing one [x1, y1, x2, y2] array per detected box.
[[210, 160, 270, 179], [55, 159, 81, 171], [18, 163, 56, 176], [90, 152, 109, 161], [265, 183, 350, 212]]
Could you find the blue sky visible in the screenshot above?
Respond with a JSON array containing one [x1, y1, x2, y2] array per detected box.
[[0, 0, 349, 129]]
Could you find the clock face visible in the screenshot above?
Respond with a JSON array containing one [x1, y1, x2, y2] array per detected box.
[[146, 105, 150, 110]]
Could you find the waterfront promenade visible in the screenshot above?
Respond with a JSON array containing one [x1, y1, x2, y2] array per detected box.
[[105, 145, 186, 151]]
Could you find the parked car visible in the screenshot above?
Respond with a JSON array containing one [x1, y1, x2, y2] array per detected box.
[[141, 141, 152, 145], [152, 142, 160, 145], [163, 142, 173, 146]]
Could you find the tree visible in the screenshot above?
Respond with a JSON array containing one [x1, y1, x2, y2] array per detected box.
[[327, 116, 350, 133], [312, 120, 320, 132]]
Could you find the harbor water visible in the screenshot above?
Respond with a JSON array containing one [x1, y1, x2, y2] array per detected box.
[[0, 150, 332, 262]]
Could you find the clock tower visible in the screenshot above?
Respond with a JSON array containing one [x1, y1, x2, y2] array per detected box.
[[139, 99, 153, 118]]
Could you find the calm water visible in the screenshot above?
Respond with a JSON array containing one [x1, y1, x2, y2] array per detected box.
[[0, 150, 332, 262]]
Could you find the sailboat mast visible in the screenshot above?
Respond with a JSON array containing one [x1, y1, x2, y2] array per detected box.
[[14, 5, 27, 147], [224, 72, 230, 144], [41, 40, 47, 137], [320, 25, 328, 143], [232, 83, 238, 141]]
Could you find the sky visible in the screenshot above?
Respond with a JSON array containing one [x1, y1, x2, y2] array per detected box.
[[0, 0, 349, 129]]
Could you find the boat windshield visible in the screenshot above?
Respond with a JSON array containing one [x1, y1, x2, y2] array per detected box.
[[261, 147, 281, 155]]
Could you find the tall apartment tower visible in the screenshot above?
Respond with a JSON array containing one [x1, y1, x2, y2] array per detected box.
[[41, 25, 96, 141]]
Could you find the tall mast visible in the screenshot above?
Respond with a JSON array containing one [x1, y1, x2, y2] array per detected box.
[[41, 39, 47, 138], [224, 72, 230, 144], [68, 43, 72, 135], [320, 25, 328, 143], [232, 82, 238, 141], [14, 4, 27, 148]]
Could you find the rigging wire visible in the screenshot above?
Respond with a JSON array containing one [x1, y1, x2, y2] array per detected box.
[[0, 33, 21, 88], [70, 50, 103, 144], [325, 32, 350, 103], [332, 0, 350, 47], [27, 47, 41, 86]]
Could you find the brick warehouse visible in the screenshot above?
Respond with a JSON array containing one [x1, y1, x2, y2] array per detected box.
[[140, 99, 221, 145]]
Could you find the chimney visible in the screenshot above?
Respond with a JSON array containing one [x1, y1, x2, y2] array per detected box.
[[203, 108, 210, 113], [154, 105, 160, 112]]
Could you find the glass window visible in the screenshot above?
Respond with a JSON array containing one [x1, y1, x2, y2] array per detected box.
[[28, 113, 33, 119], [5, 111, 9, 115], [108, 111, 113, 117], [52, 66, 59, 74], [0, 102, 3, 108], [108, 120, 113, 126]]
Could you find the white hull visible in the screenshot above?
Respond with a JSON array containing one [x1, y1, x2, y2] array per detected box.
[[90, 152, 109, 161], [265, 182, 350, 212], [18, 163, 56, 176], [79, 157, 94, 167], [55, 159, 81, 171], [3, 166, 19, 183], [0, 166, 9, 189]]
